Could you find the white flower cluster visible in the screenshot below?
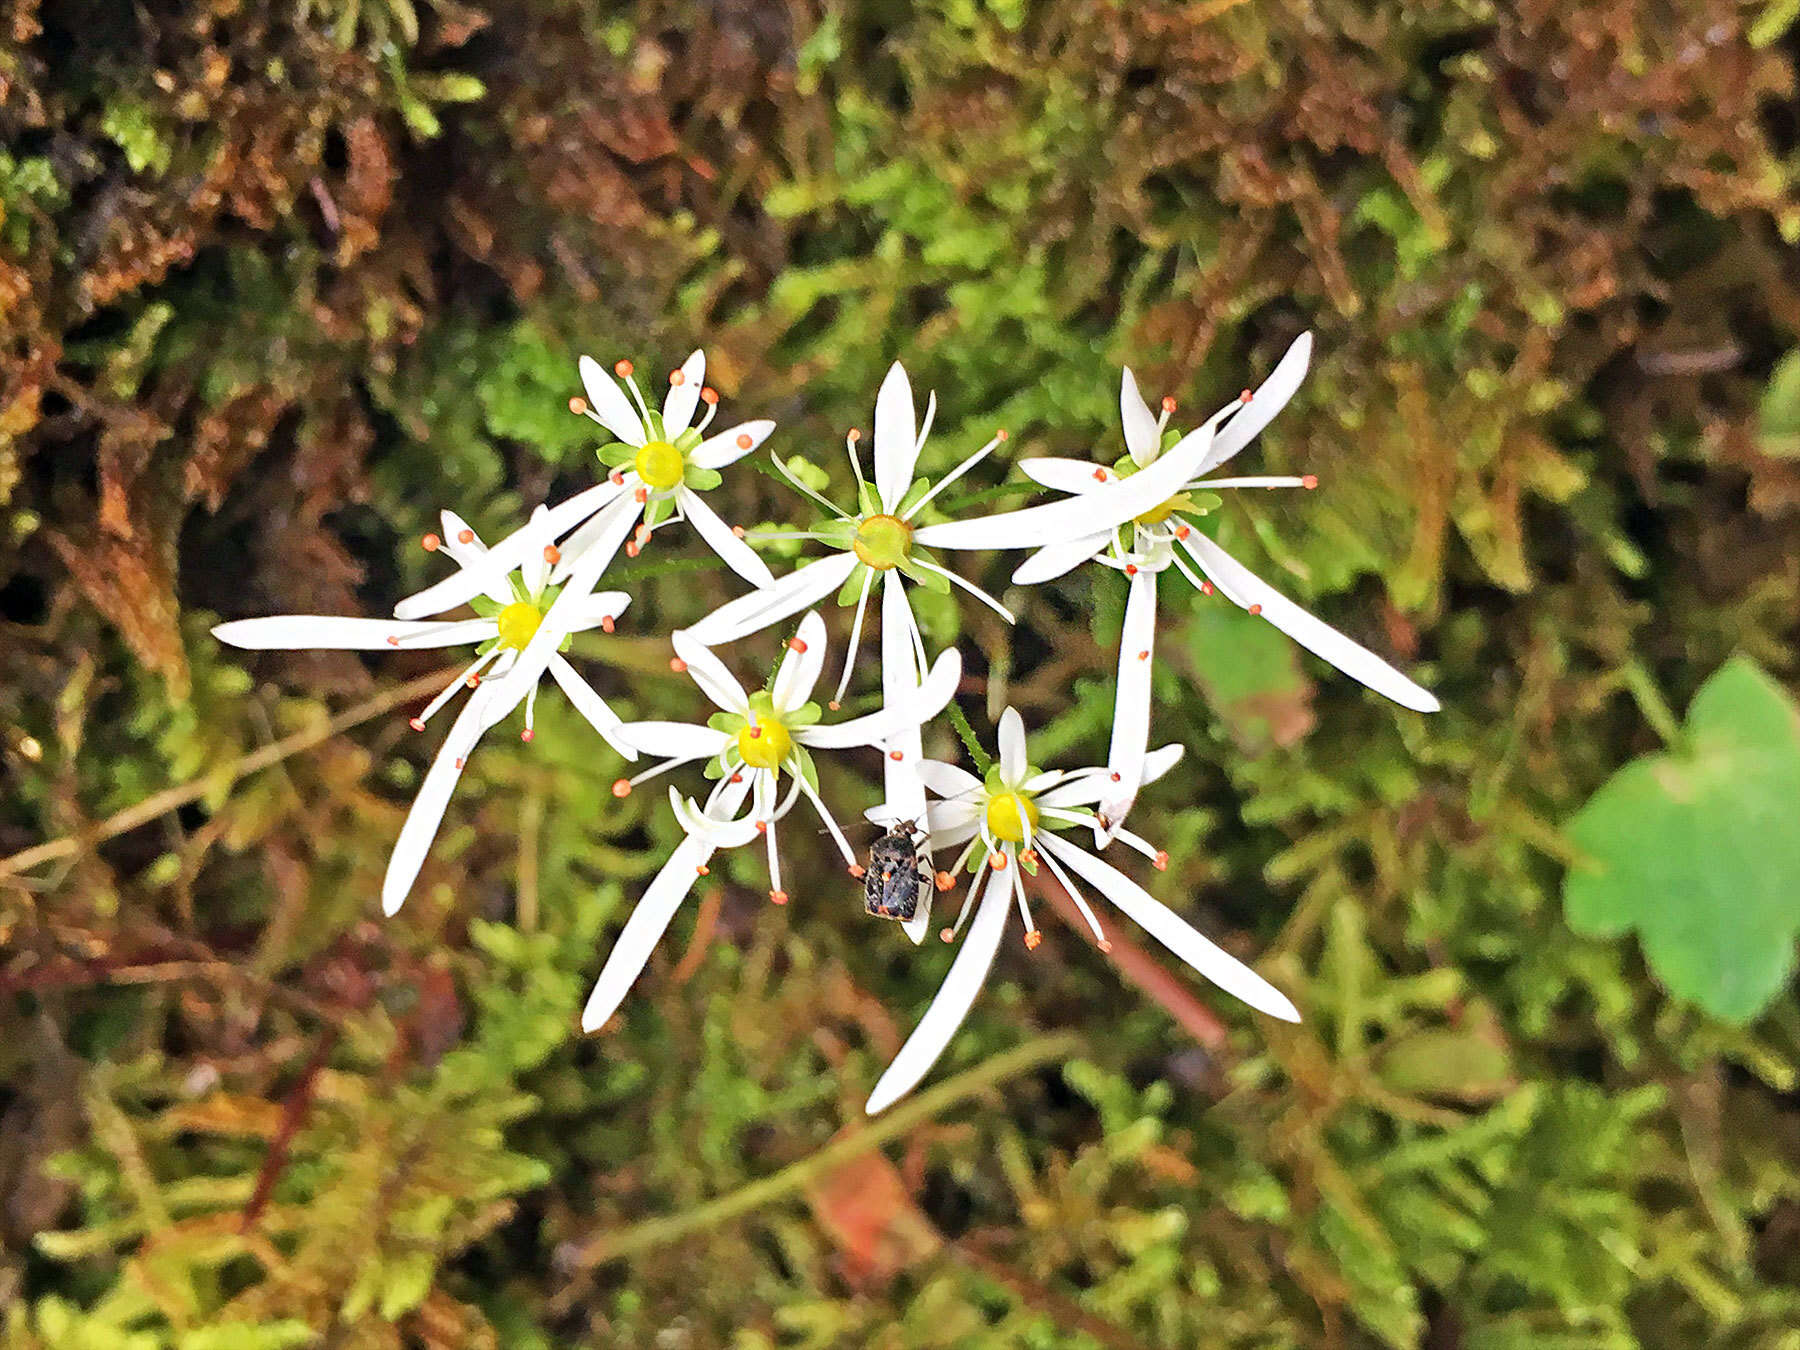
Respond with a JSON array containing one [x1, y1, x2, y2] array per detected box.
[[213, 336, 1439, 1111]]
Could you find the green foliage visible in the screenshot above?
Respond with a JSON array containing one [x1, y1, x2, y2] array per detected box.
[[1564, 658, 1800, 1023]]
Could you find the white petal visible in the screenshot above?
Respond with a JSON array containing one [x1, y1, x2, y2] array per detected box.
[[562, 589, 633, 632], [211, 616, 486, 651], [547, 654, 636, 760], [864, 864, 1011, 1114], [1180, 532, 1439, 712], [682, 488, 775, 588], [918, 759, 981, 801], [873, 362, 919, 513], [798, 647, 960, 750], [690, 419, 777, 470], [683, 552, 857, 646], [579, 354, 647, 445], [662, 349, 705, 436], [581, 775, 755, 1031], [997, 707, 1027, 786], [1038, 835, 1299, 1022], [381, 683, 506, 915], [1143, 743, 1183, 786], [437, 511, 517, 606], [1120, 368, 1160, 466], [1019, 457, 1114, 495], [773, 611, 828, 711], [670, 631, 750, 713], [618, 720, 728, 759], [912, 419, 1216, 553], [395, 481, 625, 620], [1011, 534, 1110, 586], [877, 572, 928, 846], [1099, 568, 1158, 837], [1195, 332, 1312, 475], [549, 487, 639, 585], [671, 788, 765, 847], [521, 506, 553, 596]]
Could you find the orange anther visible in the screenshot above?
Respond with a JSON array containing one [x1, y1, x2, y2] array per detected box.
[[600, 615, 614, 633], [1125, 564, 1138, 576], [755, 820, 768, 834], [770, 889, 789, 905], [421, 533, 441, 551], [940, 927, 956, 943], [1024, 929, 1042, 950], [1098, 939, 1113, 952], [696, 864, 709, 876], [787, 637, 808, 653], [732, 525, 746, 538], [669, 369, 686, 386], [569, 396, 587, 415], [1175, 524, 1190, 539], [1302, 474, 1318, 489], [454, 757, 465, 769], [609, 469, 625, 485], [520, 728, 535, 742], [847, 428, 862, 443], [1138, 649, 1150, 660], [611, 779, 631, 797], [889, 749, 903, 761], [1154, 850, 1169, 871], [408, 717, 425, 731], [387, 635, 400, 647], [544, 544, 561, 564], [1092, 467, 1108, 481], [1239, 388, 1253, 403], [1161, 395, 1177, 413], [458, 529, 474, 544], [1249, 603, 1263, 616], [634, 487, 648, 503], [614, 359, 634, 377], [1109, 771, 1122, 782], [625, 541, 640, 557], [935, 871, 955, 891], [729, 772, 743, 783], [828, 700, 841, 711], [848, 863, 866, 878], [670, 657, 687, 672], [996, 428, 1008, 441], [466, 673, 482, 688], [736, 432, 753, 449], [700, 386, 719, 405], [748, 724, 762, 738], [991, 851, 1009, 870], [1200, 581, 1214, 596]]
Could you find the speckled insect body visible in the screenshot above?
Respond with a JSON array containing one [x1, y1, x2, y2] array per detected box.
[[865, 820, 930, 922]]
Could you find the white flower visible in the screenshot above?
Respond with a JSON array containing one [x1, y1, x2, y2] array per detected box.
[[211, 506, 635, 916], [1008, 334, 1439, 836], [684, 362, 1008, 940], [581, 611, 962, 1032], [863, 708, 1299, 1115]]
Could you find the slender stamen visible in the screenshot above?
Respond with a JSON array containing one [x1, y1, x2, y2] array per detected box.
[[1036, 837, 1110, 948], [620, 754, 707, 793], [1009, 861, 1041, 949], [1107, 824, 1163, 866], [693, 399, 718, 434], [769, 453, 848, 518], [910, 557, 1015, 623], [900, 435, 1002, 521], [1192, 475, 1312, 490], [794, 771, 858, 867], [390, 619, 493, 649], [619, 369, 654, 425], [844, 429, 868, 494], [829, 568, 877, 709], [522, 680, 539, 740], [1168, 548, 1214, 597], [414, 649, 499, 727]]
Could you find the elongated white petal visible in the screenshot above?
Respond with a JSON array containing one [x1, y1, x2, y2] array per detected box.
[[382, 682, 510, 915], [579, 354, 647, 445], [211, 616, 483, 651], [1019, 457, 1114, 495], [395, 481, 625, 620], [997, 707, 1028, 787], [672, 787, 765, 847], [1143, 742, 1183, 786], [913, 419, 1216, 552], [798, 647, 961, 750], [865, 865, 1011, 1114], [773, 611, 828, 711], [1099, 568, 1158, 837], [690, 419, 776, 470], [684, 552, 858, 646], [1195, 332, 1311, 474], [1181, 532, 1439, 712], [550, 487, 640, 585], [662, 349, 705, 436], [581, 775, 755, 1031], [1120, 368, 1160, 466], [681, 488, 775, 588], [563, 589, 633, 631], [547, 654, 636, 760], [873, 362, 919, 513], [1039, 835, 1299, 1021], [1038, 744, 1181, 811], [521, 505, 553, 597], [619, 721, 729, 760], [1011, 534, 1110, 586], [669, 631, 750, 714], [925, 798, 981, 835], [918, 759, 981, 801]]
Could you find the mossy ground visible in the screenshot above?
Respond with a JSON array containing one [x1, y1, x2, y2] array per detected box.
[[4, 1, 1800, 1346]]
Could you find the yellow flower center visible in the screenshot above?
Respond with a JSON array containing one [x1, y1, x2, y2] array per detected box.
[[495, 601, 545, 650], [985, 791, 1039, 843], [735, 718, 793, 770], [852, 513, 914, 570], [634, 439, 685, 490]]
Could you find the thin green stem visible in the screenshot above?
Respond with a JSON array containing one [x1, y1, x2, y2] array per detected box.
[[1622, 660, 1684, 749], [946, 700, 994, 776]]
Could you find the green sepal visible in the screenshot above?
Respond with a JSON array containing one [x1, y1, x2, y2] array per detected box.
[[598, 441, 637, 468], [836, 562, 871, 606], [789, 743, 820, 796], [1019, 852, 1040, 877], [746, 689, 778, 719], [896, 476, 932, 516], [966, 847, 987, 874], [896, 554, 949, 594], [643, 409, 667, 441], [1112, 453, 1139, 477], [1184, 491, 1223, 516], [683, 465, 723, 492], [703, 756, 725, 780], [476, 636, 502, 656], [983, 765, 1007, 792], [857, 481, 883, 516], [643, 494, 676, 529], [786, 700, 822, 727], [508, 573, 533, 605], [468, 595, 501, 618], [1160, 426, 1183, 453], [708, 710, 746, 734], [675, 426, 703, 452], [814, 519, 856, 549]]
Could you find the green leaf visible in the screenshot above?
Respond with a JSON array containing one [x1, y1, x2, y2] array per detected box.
[[683, 465, 722, 492], [1758, 349, 1800, 459], [1563, 656, 1800, 1023]]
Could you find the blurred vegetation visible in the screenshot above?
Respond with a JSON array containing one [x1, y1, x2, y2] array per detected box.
[[4, 0, 1800, 1345]]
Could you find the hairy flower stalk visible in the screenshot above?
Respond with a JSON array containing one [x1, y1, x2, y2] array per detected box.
[[582, 612, 962, 1032], [864, 707, 1299, 1114], [211, 506, 635, 915], [1006, 333, 1439, 836]]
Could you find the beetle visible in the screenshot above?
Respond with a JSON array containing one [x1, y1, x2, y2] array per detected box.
[[863, 819, 932, 922]]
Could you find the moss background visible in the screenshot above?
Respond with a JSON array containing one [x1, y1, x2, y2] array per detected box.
[[5, 0, 1800, 1345]]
